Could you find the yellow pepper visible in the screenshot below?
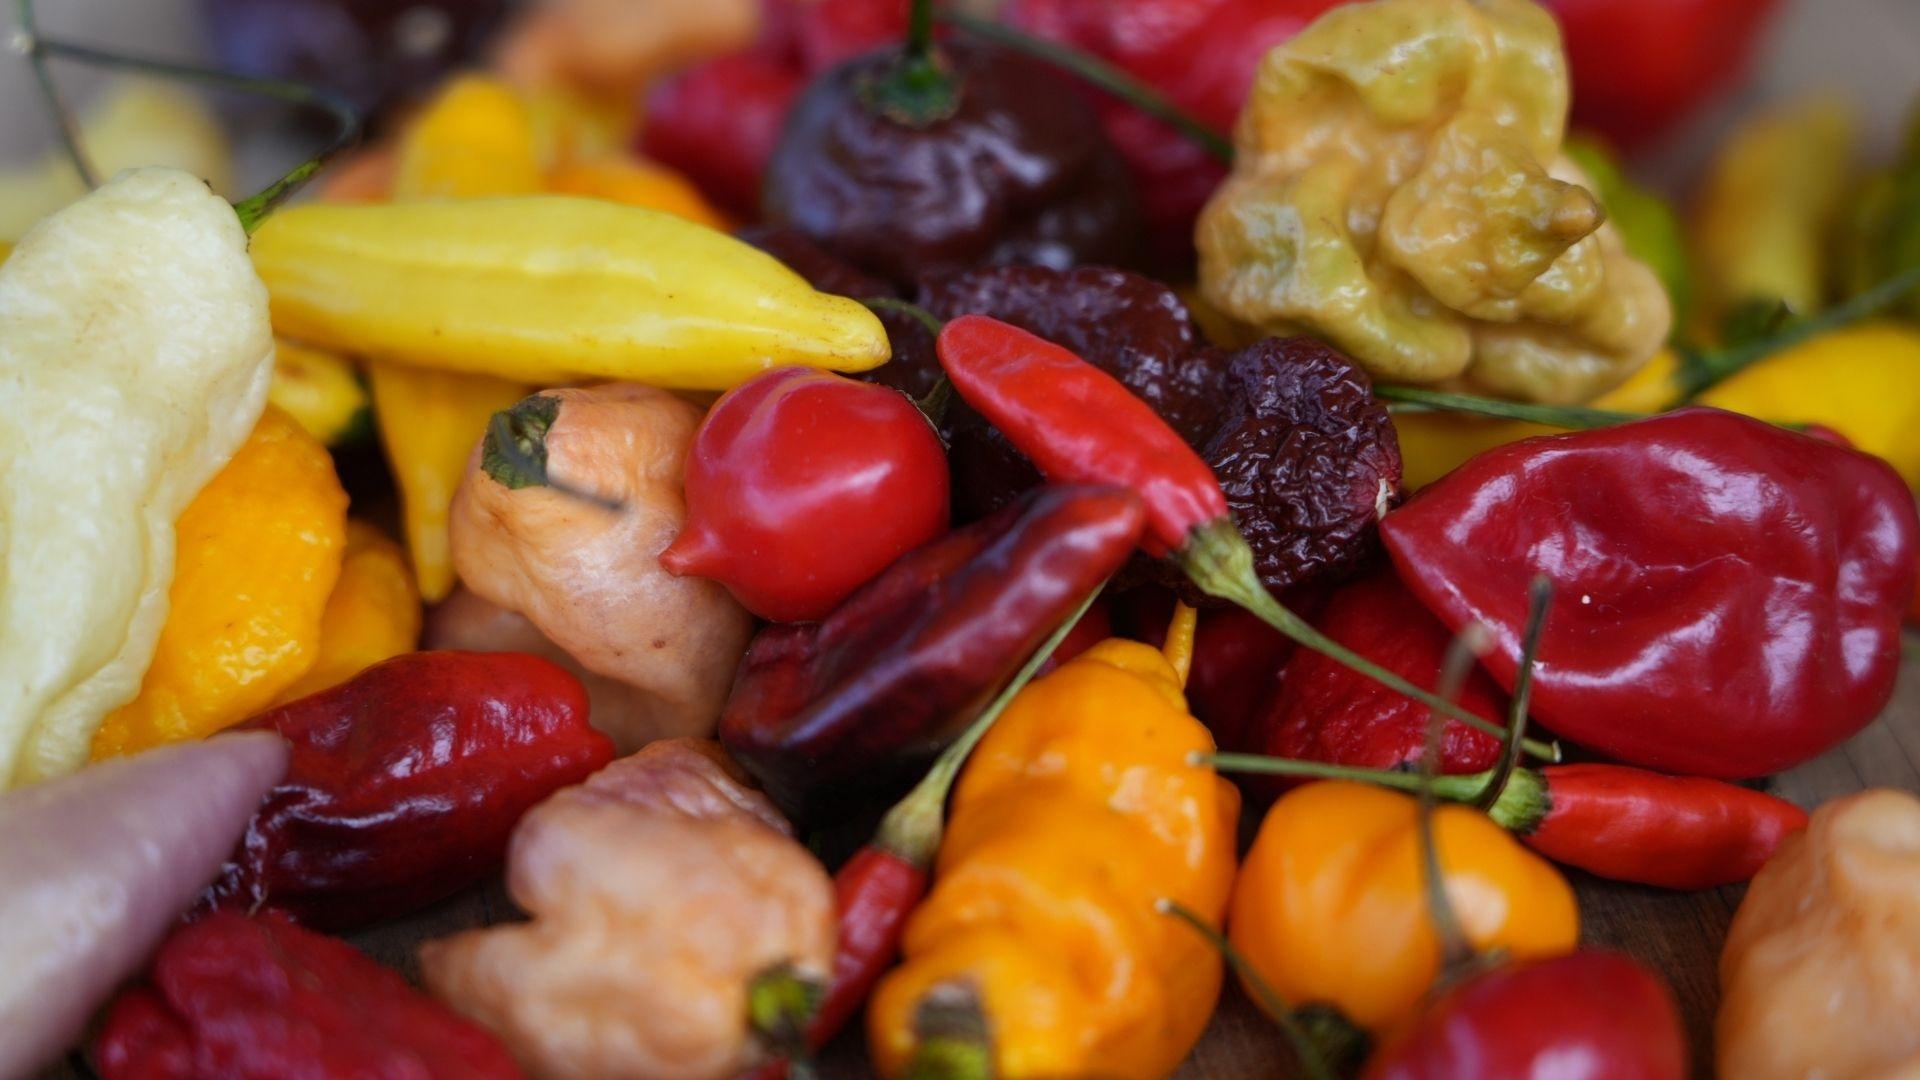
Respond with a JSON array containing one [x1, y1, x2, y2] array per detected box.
[[869, 633, 1240, 1080], [1692, 97, 1856, 330], [91, 406, 348, 759], [269, 338, 371, 447], [393, 75, 547, 198], [1196, 0, 1670, 404], [1229, 780, 1577, 1034], [274, 522, 422, 704], [250, 196, 890, 389]]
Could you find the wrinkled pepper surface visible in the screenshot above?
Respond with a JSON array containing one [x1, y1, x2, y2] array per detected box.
[[422, 738, 836, 1080], [274, 521, 422, 704], [0, 168, 274, 788], [869, 637, 1240, 1079], [720, 484, 1146, 822], [1384, 408, 1919, 779], [1231, 780, 1577, 1034], [1196, 0, 1671, 404], [204, 651, 613, 930], [1718, 789, 1920, 1080], [250, 196, 890, 390], [96, 911, 521, 1080], [92, 407, 347, 760]]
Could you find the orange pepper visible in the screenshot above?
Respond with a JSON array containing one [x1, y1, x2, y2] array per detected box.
[[545, 156, 731, 230], [1229, 780, 1577, 1034], [273, 521, 422, 704], [868, 622, 1239, 1080]]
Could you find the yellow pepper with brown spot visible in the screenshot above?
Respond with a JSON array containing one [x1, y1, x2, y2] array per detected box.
[[269, 338, 370, 447], [91, 406, 347, 759], [868, 632, 1239, 1080], [275, 521, 422, 704]]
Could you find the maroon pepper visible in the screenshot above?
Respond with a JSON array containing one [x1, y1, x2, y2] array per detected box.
[[719, 484, 1145, 822], [94, 911, 521, 1080], [203, 651, 614, 930]]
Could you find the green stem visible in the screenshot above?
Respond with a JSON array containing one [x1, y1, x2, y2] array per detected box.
[[938, 10, 1233, 164], [906, 0, 935, 60], [875, 582, 1104, 865], [1198, 752, 1553, 835], [748, 964, 827, 1063], [862, 296, 947, 337], [1376, 386, 1646, 428], [902, 983, 993, 1080], [1157, 901, 1345, 1080], [1677, 265, 1920, 397], [1417, 631, 1482, 972], [1475, 577, 1551, 810], [1179, 519, 1560, 762], [13, 0, 361, 233], [15, 0, 97, 188]]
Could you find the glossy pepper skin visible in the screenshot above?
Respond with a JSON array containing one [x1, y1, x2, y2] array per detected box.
[[720, 485, 1145, 821], [1231, 781, 1577, 1034], [1363, 950, 1686, 1080], [94, 910, 520, 1080], [869, 638, 1240, 1079], [204, 651, 614, 929], [662, 366, 951, 622], [762, 38, 1145, 285], [641, 47, 806, 218], [1383, 408, 1919, 779]]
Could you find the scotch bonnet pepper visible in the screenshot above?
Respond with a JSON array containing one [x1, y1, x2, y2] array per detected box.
[[1382, 408, 1919, 779], [204, 651, 614, 930], [720, 484, 1146, 821]]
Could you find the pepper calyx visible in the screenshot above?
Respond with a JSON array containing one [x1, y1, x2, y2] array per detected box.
[[902, 982, 993, 1080], [859, 46, 962, 127], [748, 963, 826, 1063], [481, 395, 562, 491], [1482, 765, 1552, 835]]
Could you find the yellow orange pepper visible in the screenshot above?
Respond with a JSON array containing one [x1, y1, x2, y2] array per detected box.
[[545, 156, 730, 229], [1229, 780, 1576, 1034], [91, 407, 348, 759], [393, 75, 546, 198], [275, 522, 422, 704], [269, 338, 371, 447], [869, 631, 1240, 1080]]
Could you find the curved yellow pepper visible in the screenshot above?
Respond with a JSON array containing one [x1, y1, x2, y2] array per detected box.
[[1196, 0, 1670, 404], [269, 338, 370, 447], [91, 407, 348, 759], [275, 522, 422, 704], [1230, 780, 1577, 1033], [869, 637, 1240, 1080]]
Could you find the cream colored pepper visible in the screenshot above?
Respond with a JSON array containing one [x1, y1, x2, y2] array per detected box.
[[0, 168, 273, 787], [1196, 0, 1671, 404], [1718, 789, 1920, 1079]]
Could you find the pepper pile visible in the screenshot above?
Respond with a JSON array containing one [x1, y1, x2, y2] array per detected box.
[[10, 0, 1920, 1077]]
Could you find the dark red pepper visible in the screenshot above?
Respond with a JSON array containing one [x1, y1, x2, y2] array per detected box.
[[1382, 408, 1919, 779], [719, 483, 1145, 821], [94, 910, 520, 1080], [641, 45, 807, 218], [1362, 950, 1687, 1080], [203, 651, 614, 929], [662, 366, 950, 623]]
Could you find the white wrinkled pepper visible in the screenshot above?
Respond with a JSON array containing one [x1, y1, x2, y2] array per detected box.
[[0, 167, 274, 787]]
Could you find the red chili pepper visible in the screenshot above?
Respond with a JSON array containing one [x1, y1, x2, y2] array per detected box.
[[94, 911, 521, 1080], [1382, 408, 1919, 780], [662, 366, 950, 623], [203, 651, 614, 929], [640, 46, 806, 218], [1362, 950, 1687, 1080], [720, 483, 1144, 822], [935, 314, 1530, 751]]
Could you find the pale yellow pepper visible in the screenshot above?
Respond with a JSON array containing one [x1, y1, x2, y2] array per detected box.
[[269, 338, 371, 447], [275, 522, 422, 704], [91, 407, 348, 759]]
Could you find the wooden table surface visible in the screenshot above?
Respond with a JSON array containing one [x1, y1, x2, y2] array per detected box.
[[341, 647, 1920, 1080]]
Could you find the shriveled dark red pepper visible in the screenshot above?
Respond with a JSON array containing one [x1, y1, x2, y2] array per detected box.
[[203, 651, 613, 929], [1383, 408, 1920, 779], [94, 910, 520, 1080], [1362, 950, 1687, 1080], [719, 483, 1145, 821]]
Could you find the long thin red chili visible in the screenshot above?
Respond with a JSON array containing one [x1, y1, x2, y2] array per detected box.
[[933, 314, 1558, 761]]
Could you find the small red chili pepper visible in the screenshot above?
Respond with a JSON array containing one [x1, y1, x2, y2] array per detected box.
[[203, 651, 614, 930], [662, 366, 951, 623], [934, 314, 1547, 757], [1382, 407, 1919, 779], [94, 911, 521, 1080], [1362, 949, 1687, 1080]]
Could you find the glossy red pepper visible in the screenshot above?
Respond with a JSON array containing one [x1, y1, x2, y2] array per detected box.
[[94, 911, 520, 1080], [719, 483, 1144, 821], [1363, 950, 1686, 1080], [1383, 408, 1919, 780], [662, 366, 950, 623], [203, 651, 614, 929], [640, 45, 806, 218], [1546, 0, 1782, 151]]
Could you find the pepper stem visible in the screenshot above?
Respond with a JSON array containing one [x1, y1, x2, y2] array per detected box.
[[749, 963, 827, 1066], [906, 0, 935, 61], [1416, 628, 1487, 975], [14, 0, 96, 188], [862, 0, 958, 125], [938, 10, 1233, 163], [1374, 386, 1646, 428], [1156, 900, 1354, 1080], [13, 0, 360, 232], [1163, 602, 1198, 688], [862, 297, 947, 337], [1677, 264, 1920, 396], [1475, 577, 1552, 809], [482, 396, 626, 512], [873, 581, 1106, 867], [1178, 518, 1560, 762], [902, 982, 993, 1080]]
